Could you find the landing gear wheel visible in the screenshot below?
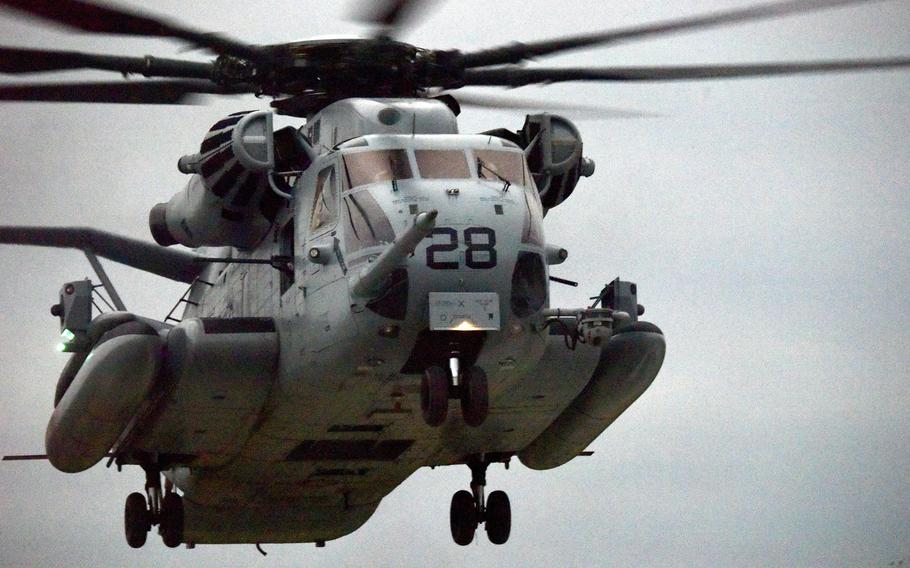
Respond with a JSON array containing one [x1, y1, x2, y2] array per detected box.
[[460, 365, 489, 427], [421, 366, 449, 427], [124, 492, 150, 549], [450, 489, 478, 546], [485, 490, 511, 545], [159, 492, 184, 548]]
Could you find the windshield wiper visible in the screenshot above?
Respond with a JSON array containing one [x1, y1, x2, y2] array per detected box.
[[389, 154, 399, 192], [477, 158, 511, 192]]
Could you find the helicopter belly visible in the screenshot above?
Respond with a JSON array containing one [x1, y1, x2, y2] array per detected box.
[[160, 329, 604, 543], [180, 498, 380, 545]]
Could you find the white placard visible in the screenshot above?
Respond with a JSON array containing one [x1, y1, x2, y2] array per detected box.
[[428, 292, 500, 331]]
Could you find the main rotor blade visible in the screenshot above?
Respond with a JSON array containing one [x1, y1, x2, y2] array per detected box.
[[453, 91, 659, 118], [462, 0, 886, 67], [0, 0, 263, 62], [0, 226, 203, 283], [0, 79, 251, 104], [0, 47, 214, 79], [352, 0, 437, 39], [460, 58, 910, 87]]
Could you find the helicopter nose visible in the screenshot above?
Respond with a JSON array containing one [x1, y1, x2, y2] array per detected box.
[[415, 179, 540, 270]]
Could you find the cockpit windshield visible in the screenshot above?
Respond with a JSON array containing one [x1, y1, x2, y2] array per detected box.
[[474, 150, 526, 187], [342, 147, 531, 187], [414, 150, 470, 179], [342, 150, 412, 190]]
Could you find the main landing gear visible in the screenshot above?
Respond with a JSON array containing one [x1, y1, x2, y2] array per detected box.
[[450, 458, 511, 546], [124, 466, 184, 549], [421, 356, 489, 427]]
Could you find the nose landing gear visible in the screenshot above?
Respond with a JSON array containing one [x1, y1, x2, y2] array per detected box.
[[123, 465, 185, 549], [421, 356, 489, 428], [449, 457, 511, 545]]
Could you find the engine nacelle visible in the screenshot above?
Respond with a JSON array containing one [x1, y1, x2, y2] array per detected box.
[[486, 114, 595, 211], [522, 114, 595, 210], [149, 111, 287, 249]]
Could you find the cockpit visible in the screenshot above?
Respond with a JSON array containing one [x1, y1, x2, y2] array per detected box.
[[302, 134, 549, 326], [303, 135, 546, 271]]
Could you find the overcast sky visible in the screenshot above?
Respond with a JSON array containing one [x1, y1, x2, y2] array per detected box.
[[1, 1, 908, 567]]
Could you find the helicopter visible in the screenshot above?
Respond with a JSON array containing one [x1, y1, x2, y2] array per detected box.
[[0, 0, 908, 553]]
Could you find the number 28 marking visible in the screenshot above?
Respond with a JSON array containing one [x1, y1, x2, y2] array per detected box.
[[426, 227, 497, 270]]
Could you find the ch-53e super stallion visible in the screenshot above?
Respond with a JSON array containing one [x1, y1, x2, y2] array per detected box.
[[1, 0, 908, 552]]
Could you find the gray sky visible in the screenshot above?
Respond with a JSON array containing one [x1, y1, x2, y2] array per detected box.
[[1, 1, 908, 566]]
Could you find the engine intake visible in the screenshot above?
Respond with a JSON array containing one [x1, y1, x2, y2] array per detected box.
[[150, 111, 292, 249]]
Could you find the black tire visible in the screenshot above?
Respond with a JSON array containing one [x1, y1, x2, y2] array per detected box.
[[159, 492, 184, 548], [450, 490, 477, 546], [485, 490, 511, 545], [124, 492, 150, 549], [421, 366, 449, 427], [460, 366, 489, 427]]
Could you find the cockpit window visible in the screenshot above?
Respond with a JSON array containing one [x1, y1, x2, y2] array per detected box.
[[342, 190, 395, 253], [309, 165, 337, 233], [475, 150, 526, 187], [415, 150, 470, 179], [342, 150, 413, 190]]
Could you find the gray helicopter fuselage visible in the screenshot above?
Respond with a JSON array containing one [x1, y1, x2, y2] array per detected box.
[[158, 101, 567, 542], [21, 98, 663, 546]]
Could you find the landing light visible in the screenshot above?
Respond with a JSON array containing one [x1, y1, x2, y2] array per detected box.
[[378, 324, 399, 338], [60, 329, 76, 342]]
